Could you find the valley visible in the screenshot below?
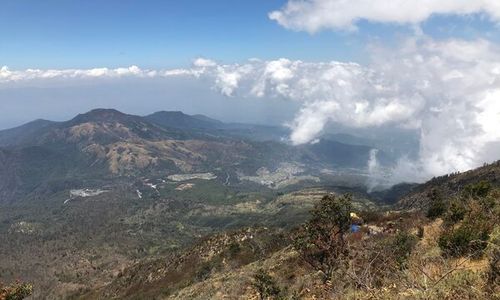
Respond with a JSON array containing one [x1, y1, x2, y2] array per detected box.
[[0, 109, 394, 299], [1, 109, 497, 299], [3, 3, 500, 299]]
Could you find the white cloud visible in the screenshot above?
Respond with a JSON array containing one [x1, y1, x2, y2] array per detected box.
[[193, 58, 217, 68], [0, 65, 154, 83], [181, 38, 500, 180], [269, 0, 500, 32], [1, 37, 499, 180]]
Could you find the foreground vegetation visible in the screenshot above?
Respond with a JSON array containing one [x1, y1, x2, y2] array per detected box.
[[81, 179, 498, 299], [2, 160, 499, 299], [0, 281, 32, 300], [285, 184, 499, 299]]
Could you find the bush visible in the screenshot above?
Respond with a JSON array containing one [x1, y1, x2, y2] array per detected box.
[[358, 210, 382, 224], [438, 222, 490, 258], [443, 198, 466, 225], [438, 185, 499, 258], [293, 194, 352, 281], [195, 257, 223, 282], [428, 270, 487, 299], [228, 242, 241, 257], [252, 269, 285, 300], [416, 226, 424, 239], [426, 189, 446, 219], [0, 281, 33, 300], [485, 227, 500, 289], [390, 232, 418, 269], [462, 181, 491, 199]]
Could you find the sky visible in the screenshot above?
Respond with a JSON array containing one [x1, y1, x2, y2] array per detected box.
[[1, 0, 500, 181], [0, 0, 368, 68], [3, 0, 497, 69]]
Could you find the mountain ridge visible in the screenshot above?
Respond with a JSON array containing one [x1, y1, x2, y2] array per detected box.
[[397, 160, 500, 209]]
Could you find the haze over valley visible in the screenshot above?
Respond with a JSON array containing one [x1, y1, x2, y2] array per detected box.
[[1, 1, 499, 299]]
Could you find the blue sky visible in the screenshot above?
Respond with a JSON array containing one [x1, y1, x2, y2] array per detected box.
[[3, 0, 498, 69], [0, 0, 355, 68], [1, 0, 500, 178]]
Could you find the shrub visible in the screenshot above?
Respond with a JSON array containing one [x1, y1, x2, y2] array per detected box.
[[358, 210, 383, 224], [293, 194, 352, 281], [485, 227, 500, 289], [416, 226, 424, 239], [252, 269, 285, 300], [0, 281, 33, 300], [426, 189, 446, 219], [390, 232, 418, 269], [438, 222, 490, 258], [228, 242, 241, 257], [439, 184, 498, 258], [462, 181, 491, 199], [428, 270, 487, 299], [195, 257, 224, 282], [443, 198, 466, 225]]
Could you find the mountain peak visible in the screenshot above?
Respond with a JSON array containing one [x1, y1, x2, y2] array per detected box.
[[69, 108, 130, 124], [145, 111, 223, 130], [151, 110, 187, 118]]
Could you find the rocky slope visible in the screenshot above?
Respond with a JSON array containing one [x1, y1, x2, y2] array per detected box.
[[0, 108, 397, 299], [0, 108, 394, 204], [397, 160, 500, 209], [79, 169, 499, 300]]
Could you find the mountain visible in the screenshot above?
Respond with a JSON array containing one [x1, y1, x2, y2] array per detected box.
[[59, 108, 189, 142], [79, 165, 500, 300], [0, 119, 55, 147], [0, 109, 287, 205], [146, 111, 293, 142], [0, 108, 397, 298], [0, 145, 80, 204], [0, 110, 190, 202], [145, 111, 224, 130], [300, 138, 393, 168], [0, 108, 389, 187], [397, 160, 500, 209], [0, 109, 496, 299]]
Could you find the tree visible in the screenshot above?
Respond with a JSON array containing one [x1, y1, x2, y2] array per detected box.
[[252, 269, 284, 300], [293, 194, 352, 282], [462, 181, 491, 199], [0, 281, 33, 300], [426, 188, 446, 219]]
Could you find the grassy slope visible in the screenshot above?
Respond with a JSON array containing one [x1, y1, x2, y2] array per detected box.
[[79, 164, 500, 300], [398, 160, 500, 210]]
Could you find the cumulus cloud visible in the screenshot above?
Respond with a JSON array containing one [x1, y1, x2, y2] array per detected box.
[[0, 65, 155, 82], [2, 40, 499, 180], [0, 62, 216, 85], [180, 38, 500, 180], [269, 0, 500, 32], [184, 57, 425, 145]]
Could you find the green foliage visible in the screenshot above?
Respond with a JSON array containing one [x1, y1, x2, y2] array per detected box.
[[0, 281, 33, 300], [293, 194, 352, 281], [485, 227, 500, 288], [310, 193, 352, 235], [427, 270, 488, 300], [438, 185, 499, 258], [195, 262, 214, 281], [462, 180, 491, 199], [416, 226, 424, 239], [438, 200, 493, 258], [252, 269, 285, 300], [390, 232, 418, 269], [426, 188, 446, 219], [228, 242, 242, 257], [443, 198, 466, 225], [438, 224, 488, 257]]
